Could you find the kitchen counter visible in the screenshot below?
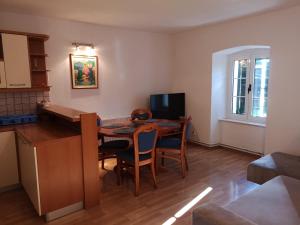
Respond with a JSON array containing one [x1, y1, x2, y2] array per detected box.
[[0, 124, 18, 132], [17, 122, 80, 144], [41, 104, 86, 122], [15, 122, 84, 218], [0, 122, 80, 144], [0, 104, 99, 220]]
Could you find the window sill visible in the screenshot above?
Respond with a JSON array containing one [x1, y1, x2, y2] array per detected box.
[[219, 119, 266, 128]]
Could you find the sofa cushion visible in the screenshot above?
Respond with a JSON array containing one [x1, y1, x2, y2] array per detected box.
[[247, 152, 300, 184], [193, 203, 257, 225], [226, 176, 300, 225]]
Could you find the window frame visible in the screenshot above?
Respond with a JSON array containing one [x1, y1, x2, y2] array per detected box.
[[227, 48, 270, 124]]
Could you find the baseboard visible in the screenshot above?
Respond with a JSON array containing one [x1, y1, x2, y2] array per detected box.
[[219, 144, 263, 156], [45, 201, 83, 222], [189, 140, 219, 148], [189, 139, 263, 156]]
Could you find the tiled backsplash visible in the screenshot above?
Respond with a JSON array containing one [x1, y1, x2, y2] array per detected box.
[[0, 91, 50, 116]]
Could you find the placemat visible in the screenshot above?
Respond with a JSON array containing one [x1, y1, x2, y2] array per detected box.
[[113, 127, 135, 134], [157, 122, 180, 128], [145, 119, 158, 123], [101, 124, 125, 129]]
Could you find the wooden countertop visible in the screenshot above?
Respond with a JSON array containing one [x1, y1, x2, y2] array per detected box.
[[1, 122, 81, 145], [41, 104, 86, 122], [0, 104, 87, 144], [0, 125, 17, 132]]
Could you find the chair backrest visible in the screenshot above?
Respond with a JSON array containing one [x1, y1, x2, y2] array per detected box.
[[96, 115, 102, 127], [133, 123, 158, 161], [96, 115, 105, 144], [131, 108, 152, 120], [181, 116, 192, 148]]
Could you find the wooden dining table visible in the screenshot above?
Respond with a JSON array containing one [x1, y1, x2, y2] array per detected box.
[[98, 118, 182, 139], [98, 118, 183, 175]]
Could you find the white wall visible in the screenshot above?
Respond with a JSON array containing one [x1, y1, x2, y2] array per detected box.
[[0, 12, 173, 119], [2, 6, 300, 156], [173, 5, 300, 155], [210, 53, 227, 144]]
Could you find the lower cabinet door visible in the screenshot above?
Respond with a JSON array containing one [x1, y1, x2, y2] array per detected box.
[[17, 134, 41, 215], [0, 131, 19, 188]]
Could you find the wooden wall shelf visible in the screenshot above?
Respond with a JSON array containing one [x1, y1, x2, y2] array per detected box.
[[0, 35, 3, 60], [28, 36, 49, 89], [0, 86, 50, 93], [30, 54, 48, 57], [0, 30, 49, 40], [31, 69, 50, 72], [0, 30, 50, 91]]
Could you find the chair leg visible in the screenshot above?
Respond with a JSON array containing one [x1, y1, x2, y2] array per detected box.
[[154, 149, 159, 174], [116, 158, 121, 185], [101, 158, 105, 169], [184, 154, 189, 171], [161, 152, 165, 166], [180, 154, 186, 178], [150, 163, 157, 189], [134, 165, 140, 196]]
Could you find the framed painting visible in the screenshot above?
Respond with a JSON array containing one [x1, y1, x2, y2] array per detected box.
[[69, 54, 98, 89]]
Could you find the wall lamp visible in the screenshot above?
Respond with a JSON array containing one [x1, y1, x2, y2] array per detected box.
[[72, 42, 94, 49], [72, 42, 96, 56]]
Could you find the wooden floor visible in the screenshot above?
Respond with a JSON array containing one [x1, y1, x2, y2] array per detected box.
[[0, 144, 259, 225]]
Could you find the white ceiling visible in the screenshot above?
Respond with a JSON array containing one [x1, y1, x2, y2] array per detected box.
[[0, 0, 299, 33]]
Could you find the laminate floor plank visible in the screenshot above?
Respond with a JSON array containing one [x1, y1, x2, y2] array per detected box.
[[0, 144, 259, 225]]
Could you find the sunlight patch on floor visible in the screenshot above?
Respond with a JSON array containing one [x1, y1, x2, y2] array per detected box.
[[162, 187, 213, 225]]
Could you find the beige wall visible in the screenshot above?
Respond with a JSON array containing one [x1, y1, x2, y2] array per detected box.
[[1, 5, 300, 156], [0, 12, 173, 119], [173, 5, 300, 155], [210, 52, 227, 145]]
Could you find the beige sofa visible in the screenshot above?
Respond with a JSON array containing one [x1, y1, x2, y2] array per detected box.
[[193, 176, 300, 225], [247, 152, 300, 184]]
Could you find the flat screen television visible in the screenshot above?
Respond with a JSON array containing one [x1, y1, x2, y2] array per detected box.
[[150, 93, 185, 120]]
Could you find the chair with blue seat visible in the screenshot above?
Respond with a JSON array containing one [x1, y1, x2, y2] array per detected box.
[[156, 116, 192, 178], [97, 116, 130, 169], [116, 123, 158, 196], [131, 108, 152, 121]]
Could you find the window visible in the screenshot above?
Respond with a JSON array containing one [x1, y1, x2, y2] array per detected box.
[[227, 49, 270, 124]]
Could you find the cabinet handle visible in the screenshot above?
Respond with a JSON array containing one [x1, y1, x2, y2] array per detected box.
[[9, 84, 26, 87]]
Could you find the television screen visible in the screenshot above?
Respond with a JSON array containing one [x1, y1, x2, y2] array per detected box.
[[150, 93, 185, 119]]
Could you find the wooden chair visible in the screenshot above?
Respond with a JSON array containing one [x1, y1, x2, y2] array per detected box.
[[156, 116, 192, 178], [97, 116, 130, 169], [131, 108, 152, 121], [116, 123, 158, 196]]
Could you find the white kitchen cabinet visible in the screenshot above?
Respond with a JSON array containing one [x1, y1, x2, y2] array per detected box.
[[0, 131, 19, 189], [2, 33, 31, 88], [0, 61, 6, 88]]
